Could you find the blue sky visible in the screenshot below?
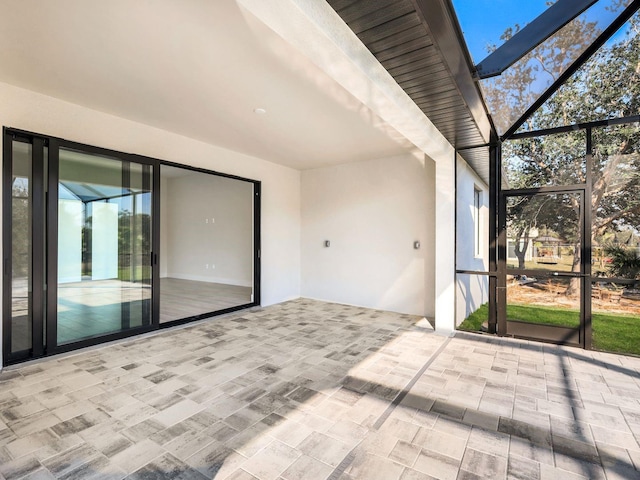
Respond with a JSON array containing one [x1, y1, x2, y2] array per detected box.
[[452, 0, 631, 63], [451, 0, 551, 62]]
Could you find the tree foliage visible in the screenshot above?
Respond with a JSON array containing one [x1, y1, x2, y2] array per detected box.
[[483, 8, 601, 134], [11, 178, 31, 278], [495, 10, 640, 282], [604, 245, 640, 279]]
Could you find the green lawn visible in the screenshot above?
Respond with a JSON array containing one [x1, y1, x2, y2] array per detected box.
[[118, 265, 151, 281], [458, 303, 489, 332], [458, 303, 640, 356]]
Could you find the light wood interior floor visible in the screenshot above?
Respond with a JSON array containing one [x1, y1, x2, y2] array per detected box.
[[9, 277, 253, 351], [160, 277, 253, 323]]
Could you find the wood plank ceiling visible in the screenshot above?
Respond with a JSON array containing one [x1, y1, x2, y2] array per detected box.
[[327, 0, 493, 182]]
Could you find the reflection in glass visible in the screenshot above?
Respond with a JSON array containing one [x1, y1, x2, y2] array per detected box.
[[479, 0, 632, 134], [57, 149, 152, 345], [590, 122, 640, 355], [11, 141, 33, 353], [160, 166, 254, 323], [503, 131, 586, 189]]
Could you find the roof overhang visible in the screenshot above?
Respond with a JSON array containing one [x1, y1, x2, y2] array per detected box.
[[327, 0, 495, 182]]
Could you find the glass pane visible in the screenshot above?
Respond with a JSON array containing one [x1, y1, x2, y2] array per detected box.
[[505, 191, 582, 341], [160, 166, 254, 323], [120, 163, 152, 328], [516, 11, 640, 133], [11, 141, 32, 353], [503, 130, 586, 188], [451, 0, 549, 64], [507, 275, 581, 328], [478, 0, 632, 134], [57, 149, 152, 345], [456, 273, 489, 331], [591, 122, 640, 355], [506, 193, 582, 272]]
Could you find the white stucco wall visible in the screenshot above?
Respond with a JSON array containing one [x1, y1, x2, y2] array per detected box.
[[301, 153, 436, 317], [456, 155, 489, 326], [245, 0, 458, 332], [0, 81, 302, 367]]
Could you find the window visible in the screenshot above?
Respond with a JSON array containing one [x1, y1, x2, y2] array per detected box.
[[474, 187, 482, 257]]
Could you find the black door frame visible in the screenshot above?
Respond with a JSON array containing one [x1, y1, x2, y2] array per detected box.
[[497, 186, 590, 347], [457, 117, 640, 350], [46, 138, 158, 356], [2, 127, 262, 365], [2, 132, 47, 364]]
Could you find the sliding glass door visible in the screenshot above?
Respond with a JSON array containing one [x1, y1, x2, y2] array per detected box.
[[159, 165, 255, 323], [53, 148, 153, 345], [3, 128, 260, 365]]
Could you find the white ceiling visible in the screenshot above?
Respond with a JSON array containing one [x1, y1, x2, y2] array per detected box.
[[0, 0, 416, 170]]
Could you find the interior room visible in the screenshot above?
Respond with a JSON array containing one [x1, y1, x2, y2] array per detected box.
[[159, 165, 255, 323]]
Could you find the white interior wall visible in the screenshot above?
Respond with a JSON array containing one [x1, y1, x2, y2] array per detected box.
[[456, 155, 490, 326], [163, 173, 253, 287], [301, 153, 435, 317]]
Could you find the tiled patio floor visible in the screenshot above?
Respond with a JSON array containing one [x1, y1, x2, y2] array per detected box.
[[0, 299, 639, 480]]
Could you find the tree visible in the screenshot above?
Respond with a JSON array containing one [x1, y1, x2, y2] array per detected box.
[[483, 7, 600, 135], [492, 9, 640, 289]]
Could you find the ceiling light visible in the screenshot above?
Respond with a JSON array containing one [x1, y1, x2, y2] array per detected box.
[[253, 107, 267, 115]]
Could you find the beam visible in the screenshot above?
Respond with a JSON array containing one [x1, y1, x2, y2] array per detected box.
[[475, 0, 598, 79]]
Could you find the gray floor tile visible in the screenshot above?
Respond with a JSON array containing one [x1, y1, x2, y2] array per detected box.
[[399, 468, 438, 480], [460, 447, 507, 479], [0, 455, 43, 480], [241, 440, 301, 480], [413, 450, 460, 480], [127, 453, 208, 480], [388, 440, 421, 467], [0, 299, 639, 480], [298, 431, 352, 468], [346, 452, 404, 480], [280, 454, 333, 480], [506, 455, 539, 480]]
